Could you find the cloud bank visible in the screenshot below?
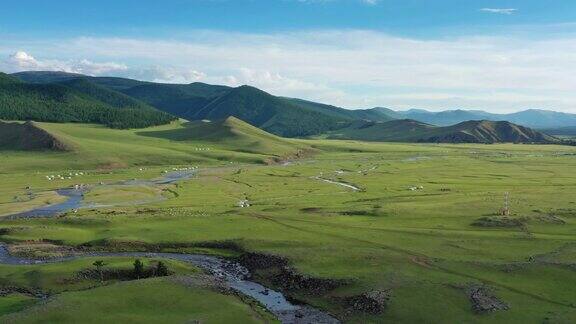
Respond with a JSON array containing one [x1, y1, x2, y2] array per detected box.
[[480, 8, 518, 15], [5, 51, 127, 75], [2, 29, 576, 113]]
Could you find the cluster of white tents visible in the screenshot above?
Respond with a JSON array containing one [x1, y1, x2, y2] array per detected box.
[[46, 171, 85, 181], [161, 166, 198, 174], [238, 199, 251, 208]]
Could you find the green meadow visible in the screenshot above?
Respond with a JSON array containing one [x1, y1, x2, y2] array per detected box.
[[0, 121, 575, 323]]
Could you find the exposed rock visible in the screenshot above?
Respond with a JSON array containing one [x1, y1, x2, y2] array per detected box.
[[79, 239, 242, 253], [237, 252, 348, 295], [0, 286, 47, 298], [277, 306, 340, 324], [8, 242, 76, 259], [237, 252, 289, 271], [74, 263, 172, 282], [467, 284, 509, 314], [343, 290, 392, 315], [270, 269, 346, 295]]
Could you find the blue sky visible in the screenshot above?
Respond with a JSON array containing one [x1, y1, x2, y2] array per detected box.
[[2, 0, 576, 112]]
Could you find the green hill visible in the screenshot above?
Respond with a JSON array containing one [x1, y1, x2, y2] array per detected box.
[[0, 120, 71, 151], [424, 120, 558, 144], [10, 72, 393, 137], [0, 118, 310, 172], [327, 119, 435, 142], [328, 119, 558, 144], [184, 85, 345, 137], [0, 73, 175, 129], [55, 78, 156, 110], [378, 108, 576, 129], [137, 116, 306, 157], [540, 126, 576, 136], [11, 71, 85, 84], [126, 83, 377, 137], [122, 82, 231, 118], [281, 98, 394, 122], [122, 85, 392, 137]]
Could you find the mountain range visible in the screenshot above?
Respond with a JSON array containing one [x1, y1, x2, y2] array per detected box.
[[3, 70, 570, 144], [326, 119, 557, 144], [376, 107, 576, 130], [12, 71, 391, 137]]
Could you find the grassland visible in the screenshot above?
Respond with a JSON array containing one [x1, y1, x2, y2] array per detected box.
[[0, 258, 268, 324], [0, 121, 575, 323], [3, 279, 268, 324]]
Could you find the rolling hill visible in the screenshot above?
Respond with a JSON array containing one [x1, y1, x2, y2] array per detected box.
[[136, 116, 308, 157], [327, 119, 558, 144], [11, 71, 392, 137], [176, 85, 352, 137], [11, 71, 575, 137], [0, 120, 70, 151], [55, 78, 157, 111], [124, 84, 393, 137], [121, 82, 231, 118], [0, 118, 311, 172], [541, 126, 576, 136], [389, 108, 576, 129], [0, 73, 175, 129], [325, 119, 436, 142], [11, 71, 86, 84]]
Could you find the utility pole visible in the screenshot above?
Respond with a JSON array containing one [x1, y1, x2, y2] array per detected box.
[[501, 192, 510, 216]]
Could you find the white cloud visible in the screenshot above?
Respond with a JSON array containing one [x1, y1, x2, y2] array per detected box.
[[216, 67, 349, 104], [7, 51, 37, 69], [3, 29, 576, 113], [480, 8, 517, 15], [3, 51, 127, 75], [132, 66, 206, 84]]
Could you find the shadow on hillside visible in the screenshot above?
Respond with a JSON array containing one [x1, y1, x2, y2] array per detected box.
[[135, 121, 234, 143]]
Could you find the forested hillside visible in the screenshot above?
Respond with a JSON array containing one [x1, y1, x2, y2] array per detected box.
[[0, 73, 175, 128], [12, 72, 393, 137]]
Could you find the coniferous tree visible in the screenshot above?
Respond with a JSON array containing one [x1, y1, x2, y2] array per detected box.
[[92, 260, 106, 283], [133, 259, 144, 279], [156, 261, 169, 277]]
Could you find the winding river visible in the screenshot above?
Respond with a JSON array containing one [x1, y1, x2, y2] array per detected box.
[[0, 244, 339, 323], [1, 170, 340, 324], [6, 170, 195, 219]]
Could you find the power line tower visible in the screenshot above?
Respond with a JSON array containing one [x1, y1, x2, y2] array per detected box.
[[500, 192, 510, 216]]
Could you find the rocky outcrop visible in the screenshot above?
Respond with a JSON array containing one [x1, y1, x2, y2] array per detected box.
[[238, 252, 348, 296], [467, 284, 509, 314], [343, 290, 392, 315]]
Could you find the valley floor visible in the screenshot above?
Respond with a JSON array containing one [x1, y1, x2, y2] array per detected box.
[[0, 123, 575, 323]]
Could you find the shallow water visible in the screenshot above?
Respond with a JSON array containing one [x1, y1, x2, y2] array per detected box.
[[2, 170, 340, 322], [6, 188, 87, 219], [403, 156, 431, 162], [313, 176, 360, 191], [0, 244, 339, 324], [6, 170, 196, 219]]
